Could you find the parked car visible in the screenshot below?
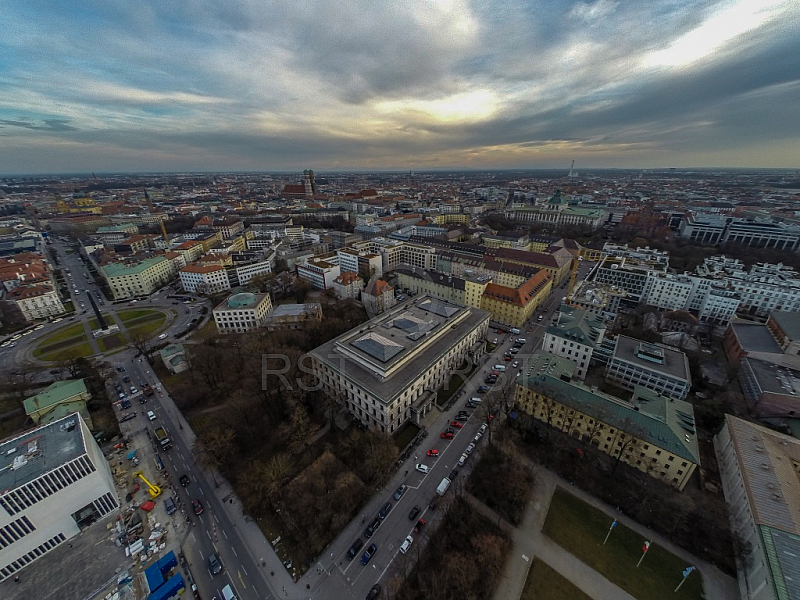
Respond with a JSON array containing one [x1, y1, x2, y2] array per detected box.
[[399, 535, 413, 554], [440, 431, 454, 439], [449, 469, 459, 480], [415, 463, 429, 474], [454, 415, 468, 422], [393, 485, 407, 500], [512, 361, 519, 368], [414, 518, 426, 533], [192, 499, 204, 515], [426, 449, 439, 456], [465, 443, 476, 455], [378, 502, 393, 519], [477, 386, 489, 393], [408, 505, 421, 520], [120, 413, 137, 423], [450, 421, 463, 429], [366, 584, 382, 600], [164, 497, 177, 515], [480, 423, 488, 433], [361, 543, 377, 565], [347, 538, 364, 560], [147, 411, 156, 421], [365, 517, 381, 538]]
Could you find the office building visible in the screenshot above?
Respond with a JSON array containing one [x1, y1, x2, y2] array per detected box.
[[212, 292, 273, 334], [102, 255, 176, 300], [543, 304, 607, 379], [605, 336, 691, 401], [515, 352, 699, 491], [178, 263, 230, 294], [310, 296, 490, 433], [295, 255, 341, 290], [714, 415, 800, 600], [0, 415, 119, 581]]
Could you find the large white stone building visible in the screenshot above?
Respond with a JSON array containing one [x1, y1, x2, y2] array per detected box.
[[310, 296, 490, 433], [0, 415, 119, 581], [542, 304, 607, 379], [179, 264, 230, 294], [605, 336, 691, 401]]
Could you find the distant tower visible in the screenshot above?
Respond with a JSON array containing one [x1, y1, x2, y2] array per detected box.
[[568, 160, 577, 179], [303, 169, 316, 198]]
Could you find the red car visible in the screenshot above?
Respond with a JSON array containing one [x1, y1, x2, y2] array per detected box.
[[192, 499, 204, 515], [414, 518, 426, 532], [488, 414, 495, 421], [441, 431, 454, 439], [503, 356, 512, 361], [450, 421, 463, 429], [426, 449, 439, 457]]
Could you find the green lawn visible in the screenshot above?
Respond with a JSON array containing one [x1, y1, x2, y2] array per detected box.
[[33, 323, 88, 356], [117, 308, 163, 323], [37, 322, 86, 345], [542, 488, 704, 600], [520, 560, 592, 600], [126, 316, 167, 338], [39, 341, 94, 362]]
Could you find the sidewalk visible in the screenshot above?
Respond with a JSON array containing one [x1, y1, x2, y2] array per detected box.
[[489, 466, 738, 600]]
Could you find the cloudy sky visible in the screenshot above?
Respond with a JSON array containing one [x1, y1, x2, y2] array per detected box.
[[1, 0, 799, 173]]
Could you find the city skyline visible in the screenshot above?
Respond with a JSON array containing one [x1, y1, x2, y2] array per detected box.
[[2, 0, 799, 174]]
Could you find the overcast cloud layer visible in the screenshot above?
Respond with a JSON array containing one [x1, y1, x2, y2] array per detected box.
[[1, 0, 799, 173]]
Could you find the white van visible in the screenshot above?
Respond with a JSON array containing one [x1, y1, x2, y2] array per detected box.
[[516, 338, 527, 345], [221, 584, 238, 600], [510, 327, 521, 334], [493, 365, 506, 372], [470, 397, 482, 404]]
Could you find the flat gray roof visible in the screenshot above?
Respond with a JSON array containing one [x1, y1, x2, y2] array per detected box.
[[612, 335, 690, 381], [770, 311, 800, 342], [0, 414, 87, 493], [747, 358, 800, 396], [311, 295, 489, 404], [730, 323, 782, 354]]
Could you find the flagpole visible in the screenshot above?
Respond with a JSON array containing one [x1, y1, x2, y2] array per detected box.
[[637, 541, 651, 568], [674, 577, 688, 592], [603, 519, 617, 545], [675, 566, 695, 592]]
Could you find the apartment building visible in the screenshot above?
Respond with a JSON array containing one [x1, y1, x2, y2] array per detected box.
[[605, 336, 691, 401], [0, 415, 119, 581], [231, 257, 273, 286], [515, 352, 699, 491], [295, 255, 341, 290], [352, 238, 437, 272], [7, 286, 65, 321], [337, 247, 383, 279], [102, 255, 176, 299], [480, 270, 552, 328], [23, 379, 92, 428], [178, 264, 230, 294], [310, 296, 490, 433], [543, 304, 607, 379], [332, 271, 364, 300], [362, 279, 396, 316], [680, 214, 800, 250], [212, 292, 273, 334], [714, 415, 800, 600]]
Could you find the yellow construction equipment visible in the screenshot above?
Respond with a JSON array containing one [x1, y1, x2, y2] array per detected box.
[[133, 470, 162, 500]]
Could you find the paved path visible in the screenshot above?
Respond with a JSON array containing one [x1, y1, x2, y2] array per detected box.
[[489, 467, 738, 600]]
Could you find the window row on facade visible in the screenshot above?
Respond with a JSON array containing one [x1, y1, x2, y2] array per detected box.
[[0, 532, 65, 581], [0, 515, 36, 549]]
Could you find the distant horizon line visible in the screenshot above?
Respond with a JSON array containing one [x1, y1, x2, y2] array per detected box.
[[2, 166, 799, 178]]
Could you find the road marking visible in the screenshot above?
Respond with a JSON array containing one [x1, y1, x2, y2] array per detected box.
[[240, 562, 246, 574], [179, 452, 185, 461], [231, 545, 237, 556], [213, 513, 219, 523], [222, 529, 228, 540], [237, 571, 247, 589], [206, 529, 212, 540]]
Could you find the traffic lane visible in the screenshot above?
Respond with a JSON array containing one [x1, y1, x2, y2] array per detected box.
[[153, 383, 270, 600]]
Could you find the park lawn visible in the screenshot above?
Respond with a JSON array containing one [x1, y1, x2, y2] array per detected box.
[[88, 314, 112, 329], [542, 487, 704, 600], [36, 322, 86, 346], [97, 334, 125, 352], [39, 341, 94, 362], [126, 316, 167, 339], [520, 560, 593, 600], [117, 308, 163, 323]]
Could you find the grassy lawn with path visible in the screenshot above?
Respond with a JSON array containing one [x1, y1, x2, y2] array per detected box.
[[542, 487, 704, 600], [36, 322, 86, 346], [520, 560, 592, 600], [97, 334, 125, 352], [436, 361, 477, 406], [126, 317, 167, 339], [39, 341, 94, 362], [392, 420, 420, 450], [117, 308, 163, 323]]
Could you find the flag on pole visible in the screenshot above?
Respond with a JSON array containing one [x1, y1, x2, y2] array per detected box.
[[642, 541, 651, 553], [682, 566, 695, 578], [611, 520, 617, 529]]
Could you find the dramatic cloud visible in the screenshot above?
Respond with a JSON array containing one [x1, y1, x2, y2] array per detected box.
[[0, 0, 798, 173]]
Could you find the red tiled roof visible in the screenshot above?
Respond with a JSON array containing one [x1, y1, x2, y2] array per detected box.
[[180, 264, 225, 274]]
